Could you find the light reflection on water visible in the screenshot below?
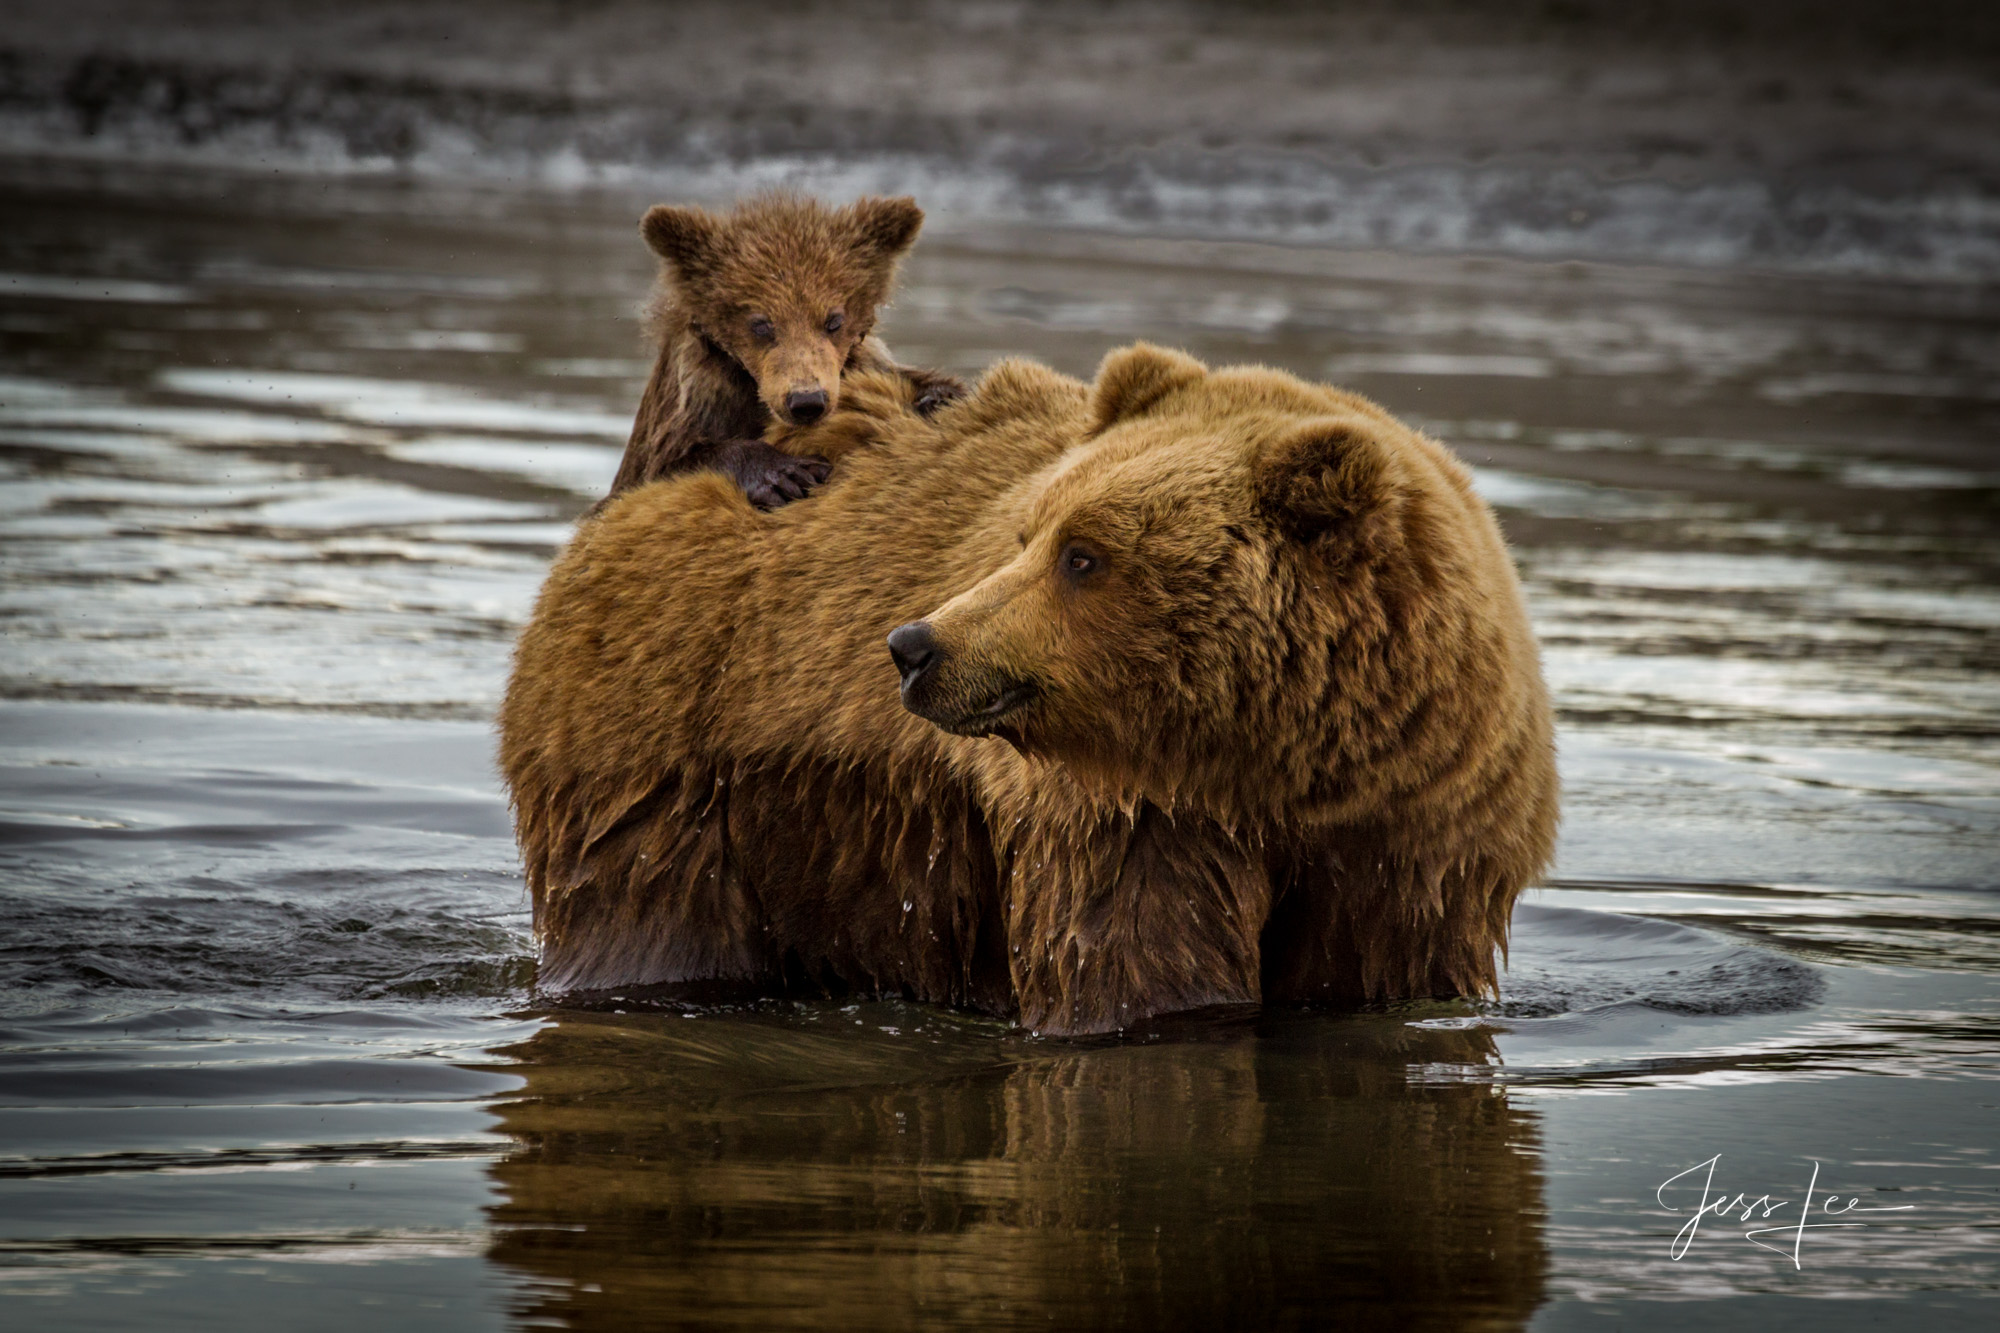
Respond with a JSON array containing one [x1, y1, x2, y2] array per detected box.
[[0, 163, 1995, 1328]]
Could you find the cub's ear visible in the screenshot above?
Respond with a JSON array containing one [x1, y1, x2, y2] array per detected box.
[[640, 204, 716, 279], [848, 196, 925, 259], [1253, 416, 1403, 557], [1089, 343, 1206, 434]]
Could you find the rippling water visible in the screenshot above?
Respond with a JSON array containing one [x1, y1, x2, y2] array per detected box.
[[1, 160, 1996, 1329]]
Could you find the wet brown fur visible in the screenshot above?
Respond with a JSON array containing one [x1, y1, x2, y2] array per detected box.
[[500, 346, 1558, 1035], [605, 192, 964, 504]]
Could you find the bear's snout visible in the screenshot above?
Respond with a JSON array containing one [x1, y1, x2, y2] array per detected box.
[[784, 388, 830, 425], [887, 621, 939, 693], [887, 620, 1037, 736]]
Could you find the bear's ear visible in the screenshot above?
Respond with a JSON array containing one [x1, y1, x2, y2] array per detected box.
[[1089, 343, 1206, 434], [848, 196, 925, 260], [640, 204, 717, 279], [1253, 417, 1403, 556]]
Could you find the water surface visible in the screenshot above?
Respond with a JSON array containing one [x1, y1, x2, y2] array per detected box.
[[0, 161, 1995, 1328]]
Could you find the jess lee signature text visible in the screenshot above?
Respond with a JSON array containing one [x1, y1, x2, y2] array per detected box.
[[1656, 1156, 1913, 1268]]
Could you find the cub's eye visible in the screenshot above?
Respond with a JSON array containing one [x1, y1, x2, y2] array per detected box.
[[748, 316, 775, 341], [824, 310, 845, 335], [1058, 542, 1100, 580]]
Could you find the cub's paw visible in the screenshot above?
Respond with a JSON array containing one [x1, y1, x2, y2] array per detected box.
[[714, 439, 832, 511], [910, 374, 969, 418]]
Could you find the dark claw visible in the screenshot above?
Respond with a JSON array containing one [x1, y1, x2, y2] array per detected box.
[[714, 439, 832, 511], [913, 378, 968, 418]]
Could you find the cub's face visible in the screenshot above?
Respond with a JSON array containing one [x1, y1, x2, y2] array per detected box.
[[889, 345, 1426, 800], [640, 194, 926, 427], [706, 280, 860, 427]]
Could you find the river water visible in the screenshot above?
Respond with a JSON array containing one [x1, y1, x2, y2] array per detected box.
[[1, 159, 1996, 1329]]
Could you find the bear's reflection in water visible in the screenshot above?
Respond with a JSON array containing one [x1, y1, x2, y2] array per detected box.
[[484, 1007, 1546, 1330]]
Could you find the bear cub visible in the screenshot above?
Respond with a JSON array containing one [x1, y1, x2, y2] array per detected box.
[[605, 192, 965, 509]]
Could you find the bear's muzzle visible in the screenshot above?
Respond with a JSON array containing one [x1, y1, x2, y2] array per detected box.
[[887, 621, 1037, 736]]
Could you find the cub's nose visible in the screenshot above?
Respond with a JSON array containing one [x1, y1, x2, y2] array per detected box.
[[886, 621, 939, 691], [785, 389, 829, 425]]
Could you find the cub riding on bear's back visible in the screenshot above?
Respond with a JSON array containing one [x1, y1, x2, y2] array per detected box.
[[606, 192, 964, 510]]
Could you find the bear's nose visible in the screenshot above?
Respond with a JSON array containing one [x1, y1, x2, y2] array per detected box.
[[785, 389, 829, 425], [886, 621, 939, 689]]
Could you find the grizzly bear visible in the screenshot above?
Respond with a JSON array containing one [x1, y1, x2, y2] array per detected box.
[[499, 346, 1558, 1035], [605, 192, 964, 509]]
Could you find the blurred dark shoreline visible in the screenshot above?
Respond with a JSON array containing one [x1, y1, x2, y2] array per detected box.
[[4, 0, 1997, 280]]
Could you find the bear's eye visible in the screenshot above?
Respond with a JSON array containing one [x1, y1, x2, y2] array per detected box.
[[748, 316, 775, 341], [1058, 542, 1101, 581], [824, 310, 845, 335]]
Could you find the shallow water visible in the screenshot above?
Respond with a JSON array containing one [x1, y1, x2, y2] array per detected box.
[[0, 161, 1996, 1328]]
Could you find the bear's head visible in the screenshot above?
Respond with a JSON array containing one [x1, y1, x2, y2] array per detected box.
[[888, 344, 1510, 820], [641, 193, 925, 427]]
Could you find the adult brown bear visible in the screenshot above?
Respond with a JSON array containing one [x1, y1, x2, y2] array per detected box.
[[499, 346, 1557, 1034]]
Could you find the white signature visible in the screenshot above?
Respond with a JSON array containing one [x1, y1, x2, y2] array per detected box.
[[1656, 1155, 1914, 1269]]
